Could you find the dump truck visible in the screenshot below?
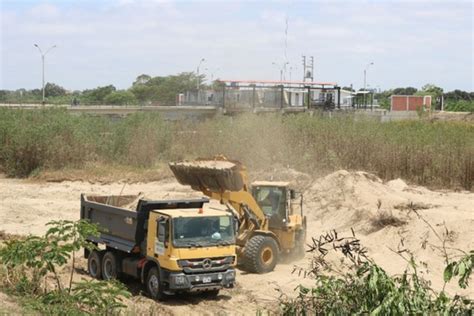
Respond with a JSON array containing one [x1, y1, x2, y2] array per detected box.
[[80, 194, 237, 299], [169, 156, 306, 274]]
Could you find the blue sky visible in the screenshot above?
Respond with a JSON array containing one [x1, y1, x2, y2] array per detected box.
[[1, 0, 473, 91]]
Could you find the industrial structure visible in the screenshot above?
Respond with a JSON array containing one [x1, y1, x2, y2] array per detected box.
[[181, 79, 356, 110]]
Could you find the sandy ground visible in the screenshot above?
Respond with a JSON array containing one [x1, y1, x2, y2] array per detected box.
[[0, 170, 473, 314]]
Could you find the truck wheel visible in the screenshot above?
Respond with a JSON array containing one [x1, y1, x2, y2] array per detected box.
[[88, 250, 103, 279], [242, 235, 279, 273], [102, 251, 119, 280], [146, 267, 164, 300]]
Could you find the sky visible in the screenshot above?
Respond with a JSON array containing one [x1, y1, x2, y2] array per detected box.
[[1, 0, 473, 91]]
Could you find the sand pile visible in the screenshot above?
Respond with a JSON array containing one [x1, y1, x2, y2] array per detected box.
[[251, 166, 312, 191], [0, 169, 472, 312], [302, 170, 474, 298]]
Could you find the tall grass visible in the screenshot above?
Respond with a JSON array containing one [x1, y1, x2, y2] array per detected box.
[[172, 114, 473, 190], [0, 108, 170, 176], [0, 108, 472, 189]]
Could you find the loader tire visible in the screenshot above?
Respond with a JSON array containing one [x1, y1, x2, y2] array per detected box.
[[242, 235, 279, 273]]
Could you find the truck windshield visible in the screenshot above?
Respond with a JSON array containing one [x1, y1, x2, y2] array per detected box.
[[172, 216, 235, 248]]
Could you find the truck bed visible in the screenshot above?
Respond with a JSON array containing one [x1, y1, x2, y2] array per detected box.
[[80, 194, 209, 253]]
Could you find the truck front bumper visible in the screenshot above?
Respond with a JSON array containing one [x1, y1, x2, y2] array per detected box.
[[165, 269, 236, 292]]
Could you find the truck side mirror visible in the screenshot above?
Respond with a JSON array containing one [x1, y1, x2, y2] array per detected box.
[[290, 189, 296, 200], [157, 218, 169, 247]]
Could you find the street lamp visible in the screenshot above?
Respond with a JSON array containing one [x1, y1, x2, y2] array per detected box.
[[208, 67, 220, 83], [363, 62, 374, 108], [196, 58, 205, 90], [34, 44, 57, 105], [272, 62, 289, 82]]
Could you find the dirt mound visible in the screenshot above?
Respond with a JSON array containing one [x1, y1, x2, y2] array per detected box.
[[251, 166, 312, 191], [0, 170, 472, 312], [302, 170, 474, 298]]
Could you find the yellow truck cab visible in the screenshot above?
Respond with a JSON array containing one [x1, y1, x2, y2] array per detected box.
[[81, 194, 236, 300]]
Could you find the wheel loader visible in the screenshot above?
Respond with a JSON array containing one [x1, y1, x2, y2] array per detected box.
[[169, 156, 306, 273]]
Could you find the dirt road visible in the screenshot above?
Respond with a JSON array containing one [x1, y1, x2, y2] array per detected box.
[[1, 171, 473, 313]]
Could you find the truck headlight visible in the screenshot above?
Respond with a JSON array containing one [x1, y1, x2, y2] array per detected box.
[[174, 275, 186, 285]]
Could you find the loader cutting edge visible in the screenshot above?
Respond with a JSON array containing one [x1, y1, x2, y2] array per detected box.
[[169, 160, 245, 192]]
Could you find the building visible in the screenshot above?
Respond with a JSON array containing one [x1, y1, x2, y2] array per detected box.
[[391, 95, 432, 111], [182, 79, 352, 109]]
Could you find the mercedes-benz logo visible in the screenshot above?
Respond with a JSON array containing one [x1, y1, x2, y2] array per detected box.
[[202, 258, 212, 269]]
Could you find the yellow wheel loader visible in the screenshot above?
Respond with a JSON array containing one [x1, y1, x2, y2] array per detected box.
[[169, 156, 306, 273]]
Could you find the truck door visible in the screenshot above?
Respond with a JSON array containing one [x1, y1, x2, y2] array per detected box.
[[156, 216, 170, 256]]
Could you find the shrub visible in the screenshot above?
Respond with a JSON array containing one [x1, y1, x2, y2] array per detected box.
[[280, 230, 473, 315], [0, 220, 130, 314], [110, 112, 171, 166], [0, 109, 472, 190], [0, 108, 108, 176]]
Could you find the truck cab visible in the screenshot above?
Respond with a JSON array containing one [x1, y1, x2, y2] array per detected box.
[[145, 206, 237, 298], [81, 194, 236, 300]]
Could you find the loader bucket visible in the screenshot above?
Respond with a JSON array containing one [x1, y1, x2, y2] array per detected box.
[[169, 160, 245, 192]]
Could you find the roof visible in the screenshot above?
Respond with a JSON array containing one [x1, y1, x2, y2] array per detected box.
[[218, 79, 337, 86], [252, 181, 290, 187], [156, 203, 230, 218]]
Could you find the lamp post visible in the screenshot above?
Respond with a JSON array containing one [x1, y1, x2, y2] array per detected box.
[[272, 62, 289, 82], [196, 58, 205, 90], [34, 44, 56, 105], [363, 62, 374, 108]]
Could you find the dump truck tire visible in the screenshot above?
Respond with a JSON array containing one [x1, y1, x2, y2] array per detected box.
[[146, 267, 165, 300], [242, 235, 279, 273], [88, 250, 103, 279], [102, 251, 119, 280]]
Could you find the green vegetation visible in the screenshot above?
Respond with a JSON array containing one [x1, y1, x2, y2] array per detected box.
[[279, 230, 473, 315], [0, 109, 472, 189], [375, 84, 474, 112], [0, 220, 130, 315], [0, 72, 202, 106], [0, 108, 170, 176]]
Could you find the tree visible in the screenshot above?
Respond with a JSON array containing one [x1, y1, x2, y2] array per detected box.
[[444, 90, 472, 101], [133, 74, 151, 86], [418, 84, 443, 99], [82, 85, 116, 103], [103, 90, 137, 105], [44, 82, 67, 98], [392, 87, 417, 95], [129, 72, 201, 105]]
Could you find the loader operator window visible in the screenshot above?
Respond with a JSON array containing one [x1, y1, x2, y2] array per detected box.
[[172, 216, 235, 248], [254, 186, 286, 227]]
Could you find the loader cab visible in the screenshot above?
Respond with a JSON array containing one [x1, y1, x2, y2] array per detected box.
[[252, 181, 292, 229]]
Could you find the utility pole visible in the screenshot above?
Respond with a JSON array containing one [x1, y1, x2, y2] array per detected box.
[[34, 44, 56, 105], [302, 56, 306, 81], [196, 58, 205, 90], [302, 55, 314, 82], [363, 62, 374, 108]]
